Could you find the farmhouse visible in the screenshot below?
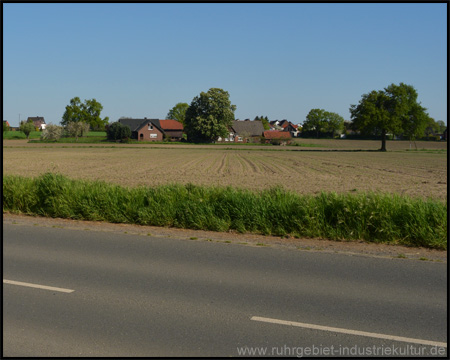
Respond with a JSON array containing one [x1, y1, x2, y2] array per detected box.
[[27, 116, 46, 130], [281, 121, 300, 137], [217, 120, 265, 143], [159, 119, 184, 141], [118, 118, 165, 141], [263, 130, 292, 145]]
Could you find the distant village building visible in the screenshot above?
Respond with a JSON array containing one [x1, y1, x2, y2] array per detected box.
[[27, 116, 46, 130], [118, 118, 165, 141], [263, 130, 292, 145], [159, 119, 184, 141], [217, 120, 265, 143], [116, 118, 184, 141], [269, 120, 299, 137]]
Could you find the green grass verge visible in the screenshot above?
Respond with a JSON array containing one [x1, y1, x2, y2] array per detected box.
[[3, 173, 447, 250]]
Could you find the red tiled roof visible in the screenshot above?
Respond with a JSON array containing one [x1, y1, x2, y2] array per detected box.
[[263, 130, 292, 139], [159, 119, 183, 130]]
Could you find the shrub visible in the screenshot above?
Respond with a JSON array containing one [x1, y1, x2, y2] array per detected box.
[[65, 121, 90, 140], [107, 122, 131, 141], [41, 124, 64, 141], [19, 120, 35, 139]]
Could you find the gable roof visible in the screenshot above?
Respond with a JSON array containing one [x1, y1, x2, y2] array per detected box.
[[27, 116, 45, 124], [231, 120, 265, 137], [118, 118, 164, 133], [159, 119, 183, 130], [263, 130, 292, 139]]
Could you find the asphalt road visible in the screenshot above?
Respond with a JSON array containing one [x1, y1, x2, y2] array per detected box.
[[3, 222, 447, 357]]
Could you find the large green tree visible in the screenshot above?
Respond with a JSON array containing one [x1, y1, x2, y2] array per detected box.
[[324, 112, 344, 138], [166, 102, 189, 125], [436, 120, 447, 134], [61, 97, 109, 131], [184, 88, 236, 142], [350, 83, 430, 151], [303, 109, 345, 138], [424, 118, 446, 138], [303, 109, 326, 138]]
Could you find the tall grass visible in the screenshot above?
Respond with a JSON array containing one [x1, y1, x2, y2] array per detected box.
[[3, 173, 447, 249]]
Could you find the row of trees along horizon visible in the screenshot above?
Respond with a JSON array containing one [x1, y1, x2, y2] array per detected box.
[[6, 83, 446, 152]]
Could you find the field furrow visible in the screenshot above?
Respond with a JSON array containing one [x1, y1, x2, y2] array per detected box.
[[2, 143, 447, 201], [236, 152, 260, 174]]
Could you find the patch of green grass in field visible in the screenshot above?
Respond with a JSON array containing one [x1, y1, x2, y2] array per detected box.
[[3, 173, 447, 250], [32, 137, 108, 144], [405, 148, 447, 154], [86, 131, 107, 137], [3, 131, 42, 140], [23, 131, 107, 143], [291, 142, 325, 148]]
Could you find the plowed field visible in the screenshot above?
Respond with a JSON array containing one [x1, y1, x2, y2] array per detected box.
[[3, 140, 447, 200]]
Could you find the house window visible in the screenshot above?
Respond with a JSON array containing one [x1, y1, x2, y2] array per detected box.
[[148, 124, 153, 130], [237, 136, 243, 142], [150, 133, 157, 138]]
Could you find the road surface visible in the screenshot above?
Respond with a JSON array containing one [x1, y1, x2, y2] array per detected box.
[[3, 221, 447, 357]]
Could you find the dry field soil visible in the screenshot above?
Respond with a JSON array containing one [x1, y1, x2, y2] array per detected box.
[[3, 139, 447, 201]]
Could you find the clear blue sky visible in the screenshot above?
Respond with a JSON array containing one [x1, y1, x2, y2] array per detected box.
[[3, 3, 447, 127]]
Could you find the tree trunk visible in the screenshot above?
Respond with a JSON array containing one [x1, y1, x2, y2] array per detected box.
[[380, 129, 387, 151]]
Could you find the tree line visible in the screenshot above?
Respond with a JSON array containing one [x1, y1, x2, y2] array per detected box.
[[8, 82, 444, 151], [162, 82, 442, 151]]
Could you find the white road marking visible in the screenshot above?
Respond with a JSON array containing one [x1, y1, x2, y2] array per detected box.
[[3, 279, 74, 293], [251, 316, 447, 348]]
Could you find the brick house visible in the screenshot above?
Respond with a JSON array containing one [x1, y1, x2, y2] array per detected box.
[[118, 118, 164, 141], [263, 130, 292, 145], [159, 119, 184, 141], [27, 116, 46, 130]]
